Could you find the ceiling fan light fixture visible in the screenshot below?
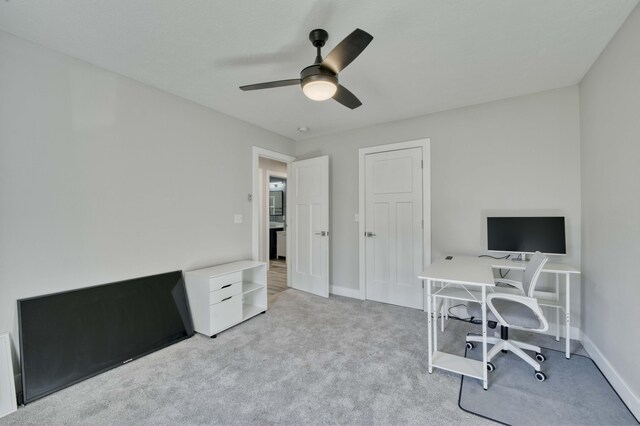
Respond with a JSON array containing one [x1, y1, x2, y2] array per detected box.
[[302, 75, 338, 101]]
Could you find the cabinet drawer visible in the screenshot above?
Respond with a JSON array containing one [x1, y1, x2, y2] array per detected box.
[[209, 295, 242, 333], [209, 282, 242, 305], [209, 272, 242, 291]]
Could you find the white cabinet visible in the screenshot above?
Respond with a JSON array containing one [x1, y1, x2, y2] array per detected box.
[[184, 260, 267, 337], [276, 230, 286, 258]]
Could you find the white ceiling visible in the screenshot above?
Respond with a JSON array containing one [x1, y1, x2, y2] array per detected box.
[[1, 1, 637, 141]]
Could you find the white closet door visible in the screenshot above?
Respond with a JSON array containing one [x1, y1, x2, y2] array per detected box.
[[288, 156, 329, 298], [365, 147, 423, 309]]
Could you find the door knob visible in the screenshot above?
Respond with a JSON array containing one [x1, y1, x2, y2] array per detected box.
[[314, 231, 329, 236], [365, 232, 376, 237]]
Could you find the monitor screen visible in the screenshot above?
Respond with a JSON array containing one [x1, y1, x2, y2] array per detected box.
[[487, 216, 566, 255], [18, 271, 194, 404]]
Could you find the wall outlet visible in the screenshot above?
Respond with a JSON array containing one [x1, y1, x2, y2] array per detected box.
[[234, 214, 243, 224]]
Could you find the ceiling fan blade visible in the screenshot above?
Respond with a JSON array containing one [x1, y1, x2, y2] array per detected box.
[[321, 29, 373, 74], [239, 79, 301, 91], [332, 84, 362, 109]]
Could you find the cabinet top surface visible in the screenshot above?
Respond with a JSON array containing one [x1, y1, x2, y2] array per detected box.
[[185, 260, 265, 278]]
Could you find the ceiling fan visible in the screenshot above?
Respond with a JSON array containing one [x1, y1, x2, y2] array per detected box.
[[239, 28, 373, 109]]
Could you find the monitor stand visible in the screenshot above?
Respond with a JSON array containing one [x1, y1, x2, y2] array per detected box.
[[511, 252, 529, 262]]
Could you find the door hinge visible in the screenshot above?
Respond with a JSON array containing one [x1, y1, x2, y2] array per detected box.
[[422, 219, 424, 229], [421, 160, 423, 169]]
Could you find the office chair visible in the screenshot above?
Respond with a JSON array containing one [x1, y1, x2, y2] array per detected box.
[[466, 251, 550, 381]]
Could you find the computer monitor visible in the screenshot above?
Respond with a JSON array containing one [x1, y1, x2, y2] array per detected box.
[[487, 216, 566, 255]]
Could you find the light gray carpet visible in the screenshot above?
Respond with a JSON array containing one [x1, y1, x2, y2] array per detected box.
[[1, 290, 585, 425], [460, 346, 638, 425]]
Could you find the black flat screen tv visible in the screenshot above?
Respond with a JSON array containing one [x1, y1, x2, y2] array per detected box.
[[18, 270, 194, 404], [487, 216, 566, 255]]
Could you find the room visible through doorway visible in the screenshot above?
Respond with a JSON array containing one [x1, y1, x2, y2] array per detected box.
[[258, 157, 289, 298], [267, 175, 287, 297]]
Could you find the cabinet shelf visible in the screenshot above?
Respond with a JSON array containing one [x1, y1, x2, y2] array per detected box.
[[243, 303, 264, 321], [242, 281, 264, 295]]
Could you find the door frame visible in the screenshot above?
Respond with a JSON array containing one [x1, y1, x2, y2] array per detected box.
[[252, 147, 295, 282], [358, 138, 431, 300]]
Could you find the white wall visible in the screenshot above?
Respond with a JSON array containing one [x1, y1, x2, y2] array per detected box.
[[579, 4, 640, 415], [295, 86, 581, 324], [0, 31, 295, 353]]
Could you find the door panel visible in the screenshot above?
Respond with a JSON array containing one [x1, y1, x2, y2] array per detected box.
[[310, 202, 323, 277], [289, 156, 329, 297], [373, 156, 414, 194], [294, 204, 309, 274], [365, 147, 423, 309], [396, 201, 414, 286]]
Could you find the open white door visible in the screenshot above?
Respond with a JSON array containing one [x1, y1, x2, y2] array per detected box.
[[288, 156, 329, 297]]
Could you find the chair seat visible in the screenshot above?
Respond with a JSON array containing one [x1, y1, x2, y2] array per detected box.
[[467, 301, 541, 329]]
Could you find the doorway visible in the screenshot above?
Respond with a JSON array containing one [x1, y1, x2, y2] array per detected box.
[[258, 156, 290, 298], [358, 139, 431, 309], [252, 147, 330, 300], [266, 174, 288, 297]]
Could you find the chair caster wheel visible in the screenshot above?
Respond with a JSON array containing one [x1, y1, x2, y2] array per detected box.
[[534, 371, 547, 381], [487, 362, 496, 372], [466, 342, 475, 350], [535, 352, 546, 362]]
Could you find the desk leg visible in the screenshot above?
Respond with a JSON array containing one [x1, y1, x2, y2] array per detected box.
[[482, 285, 488, 390], [433, 294, 438, 353], [440, 288, 445, 333], [427, 279, 433, 373], [555, 274, 560, 342], [565, 273, 571, 359]]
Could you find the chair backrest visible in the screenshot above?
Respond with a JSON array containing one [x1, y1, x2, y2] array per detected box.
[[523, 251, 548, 297]]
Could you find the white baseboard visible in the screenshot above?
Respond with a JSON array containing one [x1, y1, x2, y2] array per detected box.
[[330, 285, 364, 300], [581, 331, 640, 420], [540, 325, 581, 341]]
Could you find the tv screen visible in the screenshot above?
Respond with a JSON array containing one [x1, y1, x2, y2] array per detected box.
[[18, 270, 194, 404], [487, 216, 566, 255]]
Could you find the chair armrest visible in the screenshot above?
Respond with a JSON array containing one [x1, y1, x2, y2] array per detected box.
[[486, 293, 549, 332]]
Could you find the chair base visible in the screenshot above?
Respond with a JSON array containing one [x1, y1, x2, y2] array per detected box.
[[467, 333, 542, 371]]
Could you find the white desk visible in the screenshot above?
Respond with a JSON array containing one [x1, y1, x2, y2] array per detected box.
[[419, 255, 581, 388], [419, 256, 495, 389]]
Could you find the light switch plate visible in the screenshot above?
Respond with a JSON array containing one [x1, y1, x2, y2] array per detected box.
[[354, 213, 359, 222], [234, 214, 243, 224]]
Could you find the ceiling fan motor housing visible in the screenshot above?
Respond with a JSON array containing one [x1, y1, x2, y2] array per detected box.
[[300, 65, 338, 100], [300, 65, 338, 87]]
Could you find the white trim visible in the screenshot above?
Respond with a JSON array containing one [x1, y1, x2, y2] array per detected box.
[[252, 147, 295, 265], [358, 138, 431, 302], [330, 285, 364, 300], [0, 333, 17, 419], [286, 162, 292, 289], [581, 331, 640, 419], [540, 325, 581, 340]]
